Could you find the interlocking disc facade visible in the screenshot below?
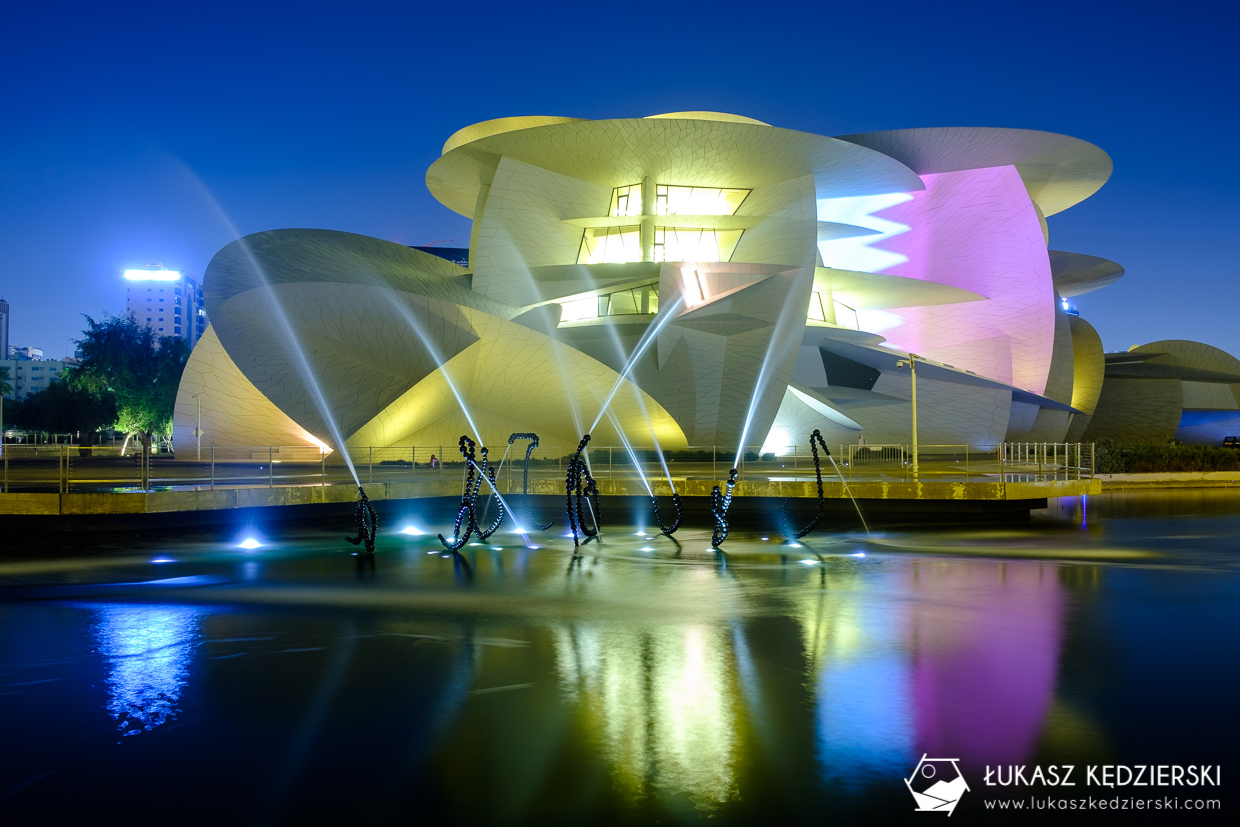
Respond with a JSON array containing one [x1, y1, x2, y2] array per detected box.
[[172, 112, 1240, 453]]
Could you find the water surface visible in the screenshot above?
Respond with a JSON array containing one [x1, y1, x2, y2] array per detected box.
[[1, 490, 1237, 823]]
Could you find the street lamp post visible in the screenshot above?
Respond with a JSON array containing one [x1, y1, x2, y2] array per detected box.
[[896, 354, 919, 478]]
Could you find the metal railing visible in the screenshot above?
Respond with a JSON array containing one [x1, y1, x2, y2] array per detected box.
[[0, 441, 1095, 494]]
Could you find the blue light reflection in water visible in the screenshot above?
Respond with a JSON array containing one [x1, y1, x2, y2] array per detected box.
[[88, 603, 208, 737]]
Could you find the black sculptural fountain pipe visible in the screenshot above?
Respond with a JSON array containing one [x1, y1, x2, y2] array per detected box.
[[651, 490, 682, 535], [345, 486, 378, 552], [710, 467, 739, 549], [438, 435, 506, 551], [780, 429, 832, 541], [508, 432, 553, 531], [565, 434, 601, 548]]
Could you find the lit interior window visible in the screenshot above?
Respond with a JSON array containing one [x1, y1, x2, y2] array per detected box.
[[560, 283, 660, 323], [833, 299, 859, 330], [578, 225, 641, 263], [609, 184, 643, 217], [560, 297, 598, 322], [653, 227, 743, 263], [599, 283, 659, 316], [808, 291, 827, 322], [655, 185, 749, 216]]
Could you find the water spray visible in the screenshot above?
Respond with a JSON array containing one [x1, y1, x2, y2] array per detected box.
[[508, 433, 552, 531], [565, 434, 601, 548]]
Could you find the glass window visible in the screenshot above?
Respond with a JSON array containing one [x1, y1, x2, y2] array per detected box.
[[609, 184, 643, 217], [833, 300, 859, 330], [654, 185, 749, 216], [652, 227, 743, 262], [808, 291, 827, 322], [559, 282, 660, 323], [577, 225, 641, 264], [559, 297, 598, 322]]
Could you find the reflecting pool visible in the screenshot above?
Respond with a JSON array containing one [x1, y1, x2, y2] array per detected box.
[[1, 490, 1237, 822]]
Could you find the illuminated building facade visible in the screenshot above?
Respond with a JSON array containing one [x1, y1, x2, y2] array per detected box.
[[124, 268, 208, 349], [171, 112, 1236, 453]]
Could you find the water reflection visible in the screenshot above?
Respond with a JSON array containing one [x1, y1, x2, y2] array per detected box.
[[90, 603, 207, 737], [799, 564, 915, 786], [553, 623, 739, 806], [906, 561, 1062, 767]]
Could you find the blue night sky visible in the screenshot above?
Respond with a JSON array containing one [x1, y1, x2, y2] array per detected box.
[[2, 0, 1236, 359]]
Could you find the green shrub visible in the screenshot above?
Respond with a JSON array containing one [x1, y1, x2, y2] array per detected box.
[[1094, 439, 1240, 473]]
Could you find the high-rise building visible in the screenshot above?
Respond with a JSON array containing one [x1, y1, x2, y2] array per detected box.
[[123, 268, 208, 349], [0, 298, 9, 361]]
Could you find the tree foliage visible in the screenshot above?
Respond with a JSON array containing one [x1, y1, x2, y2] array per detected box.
[[14, 377, 118, 442], [74, 313, 189, 444]]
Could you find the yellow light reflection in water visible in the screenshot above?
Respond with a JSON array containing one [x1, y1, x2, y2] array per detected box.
[[554, 623, 740, 806]]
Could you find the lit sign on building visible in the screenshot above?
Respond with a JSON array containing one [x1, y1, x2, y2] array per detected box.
[[123, 269, 182, 282]]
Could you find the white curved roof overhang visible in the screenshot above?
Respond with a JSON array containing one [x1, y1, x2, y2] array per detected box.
[[814, 267, 987, 310], [202, 228, 512, 324], [835, 127, 1112, 216], [427, 117, 926, 218], [1048, 250, 1125, 297]]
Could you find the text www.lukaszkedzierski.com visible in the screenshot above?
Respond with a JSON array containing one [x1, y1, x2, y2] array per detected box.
[[984, 796, 1220, 811]]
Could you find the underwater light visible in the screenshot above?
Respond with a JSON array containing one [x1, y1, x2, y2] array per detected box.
[[852, 552, 866, 557], [400, 526, 424, 536], [238, 538, 262, 550], [800, 559, 819, 565], [151, 557, 175, 564]]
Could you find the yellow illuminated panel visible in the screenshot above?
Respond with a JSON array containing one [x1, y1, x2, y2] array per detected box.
[[578, 225, 641, 263], [655, 185, 749, 216], [609, 184, 643, 217], [653, 227, 743, 263]]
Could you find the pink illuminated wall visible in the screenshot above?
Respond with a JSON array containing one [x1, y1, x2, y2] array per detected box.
[[872, 167, 1055, 395]]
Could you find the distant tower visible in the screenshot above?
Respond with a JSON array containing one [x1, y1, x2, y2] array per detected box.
[[0, 297, 8, 358], [123, 267, 208, 349]]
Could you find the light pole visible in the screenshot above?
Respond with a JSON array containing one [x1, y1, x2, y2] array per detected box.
[[896, 354, 919, 477], [191, 393, 203, 461]]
